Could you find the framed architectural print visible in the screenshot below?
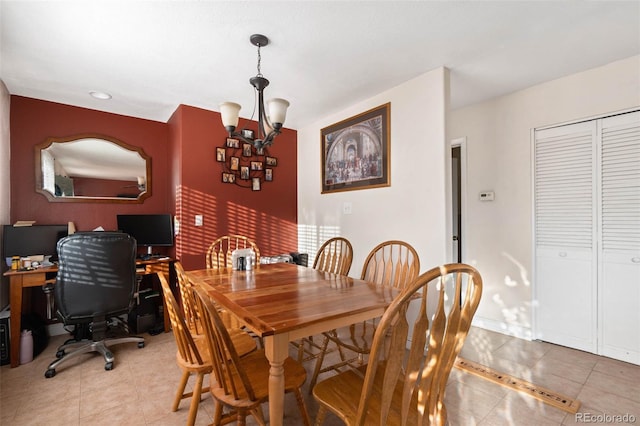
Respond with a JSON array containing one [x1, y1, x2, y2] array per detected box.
[[321, 103, 390, 193]]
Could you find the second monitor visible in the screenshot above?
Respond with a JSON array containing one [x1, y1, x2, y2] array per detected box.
[[116, 214, 174, 258]]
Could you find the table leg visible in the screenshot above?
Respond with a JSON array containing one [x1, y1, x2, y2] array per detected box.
[[263, 333, 289, 426], [9, 275, 23, 368]]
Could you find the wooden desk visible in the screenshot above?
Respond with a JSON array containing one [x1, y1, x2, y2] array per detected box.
[[3, 258, 173, 368], [186, 263, 398, 426]]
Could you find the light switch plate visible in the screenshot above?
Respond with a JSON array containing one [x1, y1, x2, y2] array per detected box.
[[195, 215, 203, 226], [343, 202, 352, 215]]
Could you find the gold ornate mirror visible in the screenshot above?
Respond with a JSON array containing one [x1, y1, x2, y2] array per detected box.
[[35, 134, 151, 203]]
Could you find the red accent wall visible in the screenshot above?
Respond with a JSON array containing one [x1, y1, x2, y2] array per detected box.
[[168, 104, 298, 270], [10, 97, 298, 268], [10, 96, 170, 232]]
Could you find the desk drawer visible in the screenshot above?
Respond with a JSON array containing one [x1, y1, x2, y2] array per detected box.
[[21, 272, 48, 288]]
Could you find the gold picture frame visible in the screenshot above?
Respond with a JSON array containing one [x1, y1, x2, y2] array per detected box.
[[321, 103, 390, 193]]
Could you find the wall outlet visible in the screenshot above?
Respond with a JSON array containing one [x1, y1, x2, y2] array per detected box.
[[195, 214, 203, 226], [343, 202, 352, 215]]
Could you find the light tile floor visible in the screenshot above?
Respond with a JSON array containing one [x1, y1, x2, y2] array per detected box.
[[1, 326, 639, 425]]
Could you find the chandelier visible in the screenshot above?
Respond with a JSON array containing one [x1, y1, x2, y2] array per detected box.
[[219, 34, 290, 151]]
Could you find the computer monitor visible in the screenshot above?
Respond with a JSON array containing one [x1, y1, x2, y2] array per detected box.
[[2, 225, 69, 261], [116, 214, 174, 257]]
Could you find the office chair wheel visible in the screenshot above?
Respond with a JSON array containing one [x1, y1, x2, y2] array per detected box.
[[138, 342, 145, 348], [55, 350, 65, 359], [105, 362, 114, 371], [45, 368, 56, 378]]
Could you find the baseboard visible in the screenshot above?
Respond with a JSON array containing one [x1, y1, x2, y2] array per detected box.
[[471, 316, 533, 341]]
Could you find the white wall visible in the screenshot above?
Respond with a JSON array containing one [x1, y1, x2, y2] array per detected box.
[[297, 68, 449, 276], [1, 80, 11, 308], [450, 55, 640, 339]]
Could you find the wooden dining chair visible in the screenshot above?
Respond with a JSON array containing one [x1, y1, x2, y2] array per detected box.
[[291, 237, 354, 363], [205, 234, 261, 269], [174, 261, 203, 335], [157, 272, 213, 426], [206, 235, 263, 346], [174, 261, 256, 356], [193, 285, 312, 426], [313, 263, 483, 426], [310, 240, 420, 389], [160, 269, 256, 424], [313, 236, 354, 276]]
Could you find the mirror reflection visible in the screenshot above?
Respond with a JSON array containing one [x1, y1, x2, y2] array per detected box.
[[35, 135, 151, 203]]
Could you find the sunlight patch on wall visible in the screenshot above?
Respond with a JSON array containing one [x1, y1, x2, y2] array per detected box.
[[176, 185, 298, 263], [298, 224, 342, 263], [228, 200, 258, 239], [175, 185, 218, 257], [502, 251, 530, 287], [227, 200, 297, 256]]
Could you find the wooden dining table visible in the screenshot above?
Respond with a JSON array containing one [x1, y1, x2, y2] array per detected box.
[[185, 262, 399, 426]]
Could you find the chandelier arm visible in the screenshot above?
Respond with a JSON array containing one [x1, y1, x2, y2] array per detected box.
[[256, 86, 268, 141], [261, 128, 282, 148]]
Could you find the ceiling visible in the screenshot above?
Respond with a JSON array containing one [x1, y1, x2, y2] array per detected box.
[[1, 1, 639, 130]]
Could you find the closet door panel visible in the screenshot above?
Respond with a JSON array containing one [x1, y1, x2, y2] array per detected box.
[[534, 122, 597, 352], [535, 248, 596, 352], [600, 252, 640, 364], [599, 111, 640, 364]]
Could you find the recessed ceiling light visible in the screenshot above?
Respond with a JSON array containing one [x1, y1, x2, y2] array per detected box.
[[89, 91, 112, 100]]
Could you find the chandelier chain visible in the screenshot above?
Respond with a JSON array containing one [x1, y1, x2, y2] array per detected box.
[[256, 44, 263, 77]]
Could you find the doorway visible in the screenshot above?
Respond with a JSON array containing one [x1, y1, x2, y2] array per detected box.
[[450, 138, 466, 263]]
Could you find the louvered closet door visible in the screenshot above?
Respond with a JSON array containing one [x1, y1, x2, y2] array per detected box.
[[599, 111, 640, 364], [534, 121, 597, 353]]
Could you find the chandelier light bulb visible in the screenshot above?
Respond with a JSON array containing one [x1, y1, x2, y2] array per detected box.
[[267, 98, 290, 128], [219, 102, 241, 132]]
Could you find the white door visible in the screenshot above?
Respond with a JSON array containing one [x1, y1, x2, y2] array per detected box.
[[534, 121, 598, 353], [598, 111, 640, 364]]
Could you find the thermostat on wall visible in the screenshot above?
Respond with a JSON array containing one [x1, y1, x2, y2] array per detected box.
[[479, 191, 495, 201]]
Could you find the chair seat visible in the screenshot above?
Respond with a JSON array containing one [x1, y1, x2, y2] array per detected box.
[[211, 349, 307, 405], [313, 362, 422, 426], [227, 327, 259, 357], [187, 325, 257, 358]]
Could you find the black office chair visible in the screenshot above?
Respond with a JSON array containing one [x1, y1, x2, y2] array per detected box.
[[45, 232, 145, 378]]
